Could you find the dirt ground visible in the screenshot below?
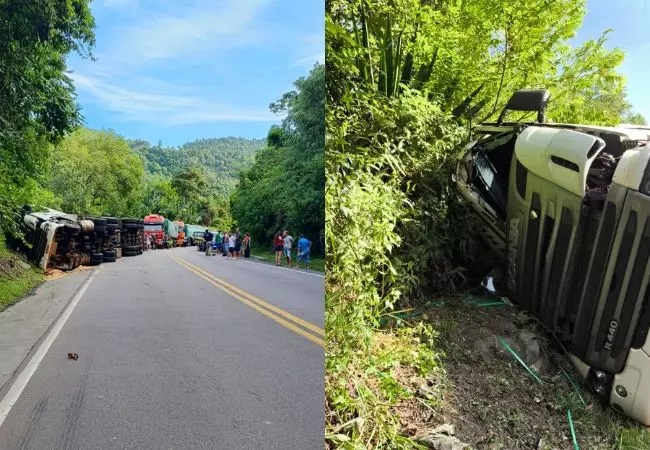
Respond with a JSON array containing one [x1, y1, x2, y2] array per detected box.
[[45, 264, 94, 280], [392, 295, 648, 449]]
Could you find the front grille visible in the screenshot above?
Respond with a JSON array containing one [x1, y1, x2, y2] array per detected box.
[[570, 186, 650, 373]]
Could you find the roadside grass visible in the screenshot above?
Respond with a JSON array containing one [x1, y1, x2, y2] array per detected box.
[[0, 236, 43, 312], [325, 319, 444, 449], [249, 244, 324, 272]]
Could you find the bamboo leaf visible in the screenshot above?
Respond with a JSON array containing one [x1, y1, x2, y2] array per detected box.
[[393, 32, 403, 96], [452, 84, 484, 118], [413, 48, 437, 90], [385, 13, 393, 97], [359, 0, 373, 85]]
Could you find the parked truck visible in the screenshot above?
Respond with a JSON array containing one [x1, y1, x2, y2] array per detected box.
[[144, 214, 165, 248], [184, 224, 204, 246], [173, 220, 185, 247], [163, 218, 178, 246]]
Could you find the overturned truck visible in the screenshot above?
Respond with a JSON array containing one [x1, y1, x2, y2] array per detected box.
[[20, 205, 144, 272], [454, 89, 650, 426]]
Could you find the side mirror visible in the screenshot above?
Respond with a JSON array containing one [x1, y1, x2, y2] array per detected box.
[[497, 89, 550, 125]]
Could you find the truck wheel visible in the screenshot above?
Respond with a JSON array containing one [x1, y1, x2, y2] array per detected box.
[[79, 219, 94, 233], [90, 217, 107, 227], [103, 250, 117, 262], [123, 250, 138, 257], [89, 253, 103, 265]]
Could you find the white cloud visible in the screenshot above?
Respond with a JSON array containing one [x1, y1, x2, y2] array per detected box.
[[103, 0, 271, 68], [71, 72, 279, 125]]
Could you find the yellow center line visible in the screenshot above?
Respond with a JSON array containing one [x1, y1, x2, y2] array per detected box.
[[169, 253, 325, 337], [168, 253, 325, 348]]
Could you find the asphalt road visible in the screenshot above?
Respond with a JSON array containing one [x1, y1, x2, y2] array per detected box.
[[0, 247, 324, 449]]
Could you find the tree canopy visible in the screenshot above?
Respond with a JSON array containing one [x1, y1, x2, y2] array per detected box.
[[0, 0, 95, 237], [231, 64, 325, 251], [129, 137, 264, 197], [49, 129, 145, 217]]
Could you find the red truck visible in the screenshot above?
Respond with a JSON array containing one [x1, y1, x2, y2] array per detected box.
[[144, 214, 165, 248]]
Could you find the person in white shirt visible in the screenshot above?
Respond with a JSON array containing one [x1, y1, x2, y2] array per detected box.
[[282, 230, 294, 266], [228, 232, 236, 259]]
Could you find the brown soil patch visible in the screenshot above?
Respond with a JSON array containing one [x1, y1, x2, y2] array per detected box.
[[45, 264, 94, 281], [392, 297, 641, 449], [0, 252, 30, 279]]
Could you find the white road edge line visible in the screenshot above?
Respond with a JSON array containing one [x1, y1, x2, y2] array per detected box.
[[0, 267, 99, 428], [233, 257, 325, 278]]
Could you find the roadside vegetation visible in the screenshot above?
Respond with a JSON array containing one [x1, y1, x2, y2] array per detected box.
[[231, 64, 325, 255], [0, 236, 42, 312], [325, 0, 648, 448]]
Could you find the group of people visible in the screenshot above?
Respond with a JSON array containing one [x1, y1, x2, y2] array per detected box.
[[273, 230, 312, 269], [144, 235, 174, 250], [200, 228, 312, 269], [203, 229, 251, 259]]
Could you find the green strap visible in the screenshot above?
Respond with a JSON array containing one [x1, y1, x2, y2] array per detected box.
[[472, 301, 508, 307], [497, 336, 543, 384], [567, 409, 579, 450]]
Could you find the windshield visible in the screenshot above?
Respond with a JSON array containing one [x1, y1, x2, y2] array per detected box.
[[144, 224, 163, 232], [193, 232, 204, 238]]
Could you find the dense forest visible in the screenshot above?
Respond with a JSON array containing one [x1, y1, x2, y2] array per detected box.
[[325, 0, 647, 448], [231, 64, 325, 253], [129, 137, 264, 196], [42, 129, 251, 230]]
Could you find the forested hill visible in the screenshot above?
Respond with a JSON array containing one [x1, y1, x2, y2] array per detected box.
[[129, 137, 265, 181]]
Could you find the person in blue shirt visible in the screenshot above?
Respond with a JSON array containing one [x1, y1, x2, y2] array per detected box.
[[296, 234, 311, 269]]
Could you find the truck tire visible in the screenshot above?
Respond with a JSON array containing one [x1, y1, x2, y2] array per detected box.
[[123, 245, 140, 253], [123, 223, 139, 231], [90, 217, 107, 227], [89, 252, 103, 266], [123, 250, 138, 257], [94, 225, 106, 235], [104, 217, 118, 224], [79, 219, 94, 233], [103, 250, 117, 262]]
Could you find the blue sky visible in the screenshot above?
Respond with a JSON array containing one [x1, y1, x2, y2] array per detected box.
[[574, 0, 650, 121], [68, 0, 324, 147]]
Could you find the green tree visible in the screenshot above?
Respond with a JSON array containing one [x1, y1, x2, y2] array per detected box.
[[0, 0, 95, 237], [140, 175, 181, 218], [623, 112, 648, 126], [231, 64, 325, 251], [49, 129, 145, 216]]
